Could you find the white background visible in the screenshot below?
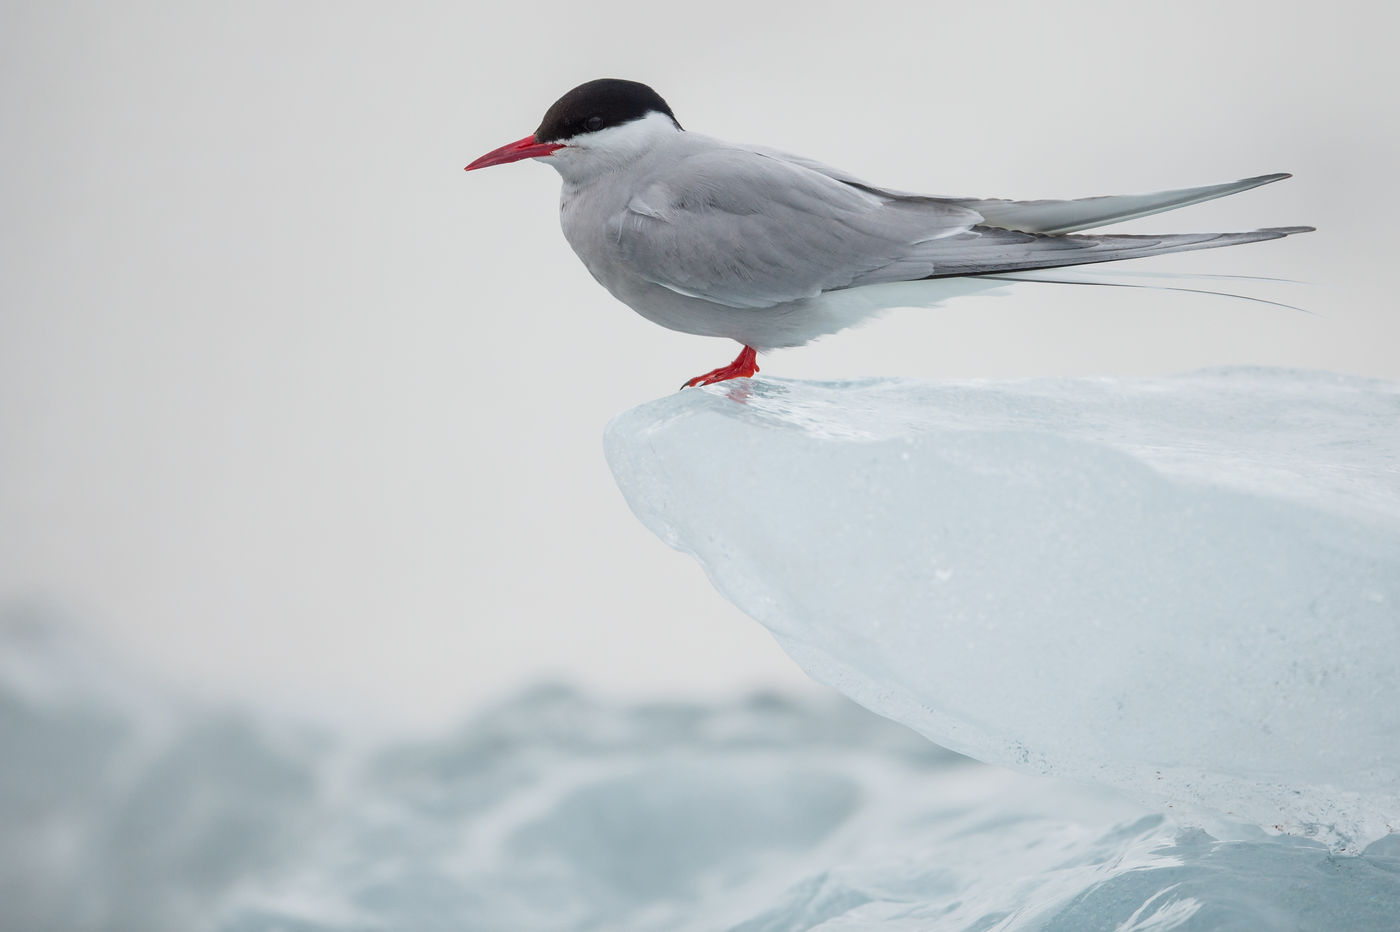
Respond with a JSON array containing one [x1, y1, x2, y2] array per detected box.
[[2, 1, 1395, 732]]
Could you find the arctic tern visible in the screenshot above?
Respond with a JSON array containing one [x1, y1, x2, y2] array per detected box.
[[465, 79, 1311, 387]]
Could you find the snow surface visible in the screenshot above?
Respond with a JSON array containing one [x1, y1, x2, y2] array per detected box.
[[3, 608, 1398, 931], [605, 368, 1400, 850]]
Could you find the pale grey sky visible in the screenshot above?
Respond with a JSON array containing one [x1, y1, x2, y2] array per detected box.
[[2, 1, 1395, 732]]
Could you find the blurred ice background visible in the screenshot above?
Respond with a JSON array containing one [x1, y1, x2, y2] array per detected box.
[[3, 3, 1399, 929], [5, 607, 1397, 932]]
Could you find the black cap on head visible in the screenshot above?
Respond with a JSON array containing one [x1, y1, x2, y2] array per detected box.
[[534, 79, 681, 143]]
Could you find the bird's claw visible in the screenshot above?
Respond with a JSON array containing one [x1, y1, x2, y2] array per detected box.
[[679, 346, 760, 390]]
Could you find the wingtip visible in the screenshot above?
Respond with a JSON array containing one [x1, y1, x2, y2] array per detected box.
[[1263, 225, 1316, 235]]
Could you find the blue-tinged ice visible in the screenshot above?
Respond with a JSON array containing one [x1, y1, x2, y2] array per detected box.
[[605, 367, 1400, 850]]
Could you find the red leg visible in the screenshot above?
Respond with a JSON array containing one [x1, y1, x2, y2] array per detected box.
[[682, 345, 760, 389]]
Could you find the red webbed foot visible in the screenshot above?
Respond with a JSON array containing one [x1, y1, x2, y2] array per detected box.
[[681, 345, 760, 389]]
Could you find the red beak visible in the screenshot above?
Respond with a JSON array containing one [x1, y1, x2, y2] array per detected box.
[[464, 135, 564, 171]]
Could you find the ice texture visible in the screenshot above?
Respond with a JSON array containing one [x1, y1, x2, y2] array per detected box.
[[4, 608, 1399, 931], [604, 368, 1400, 850]]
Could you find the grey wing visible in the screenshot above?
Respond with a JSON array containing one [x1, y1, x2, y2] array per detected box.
[[609, 148, 983, 309], [746, 148, 1295, 236], [943, 174, 1294, 234], [731, 162, 1313, 275], [915, 225, 1313, 278]]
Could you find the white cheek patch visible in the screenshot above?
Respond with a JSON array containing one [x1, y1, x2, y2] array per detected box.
[[547, 111, 682, 183], [562, 111, 682, 155]]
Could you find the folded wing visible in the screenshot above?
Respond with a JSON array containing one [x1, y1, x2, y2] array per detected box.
[[943, 173, 1294, 234], [914, 225, 1313, 278], [610, 147, 983, 309], [611, 145, 1309, 306]]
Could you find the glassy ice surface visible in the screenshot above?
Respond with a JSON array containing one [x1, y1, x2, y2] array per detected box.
[[3, 609, 1398, 932], [605, 368, 1400, 851]]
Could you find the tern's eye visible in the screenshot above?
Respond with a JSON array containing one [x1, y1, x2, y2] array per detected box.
[[584, 115, 604, 132]]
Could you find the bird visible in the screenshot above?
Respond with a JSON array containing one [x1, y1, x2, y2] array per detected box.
[[464, 78, 1311, 388]]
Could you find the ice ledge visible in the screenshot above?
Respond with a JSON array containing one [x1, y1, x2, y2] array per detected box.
[[604, 368, 1400, 849]]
